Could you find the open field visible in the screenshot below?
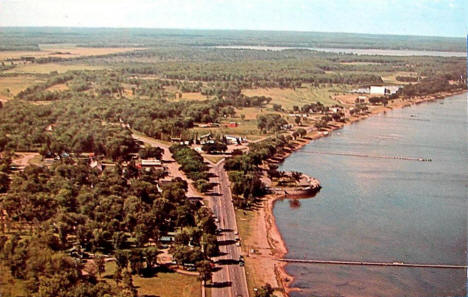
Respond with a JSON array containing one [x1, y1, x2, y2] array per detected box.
[[340, 61, 383, 65], [46, 83, 69, 92], [5, 63, 105, 74], [0, 46, 144, 62], [0, 74, 43, 98], [242, 85, 342, 109], [179, 92, 208, 101], [192, 119, 261, 138], [103, 262, 202, 297], [381, 71, 418, 84]]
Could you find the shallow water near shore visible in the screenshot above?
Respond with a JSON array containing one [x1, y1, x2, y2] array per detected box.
[[275, 93, 468, 297]]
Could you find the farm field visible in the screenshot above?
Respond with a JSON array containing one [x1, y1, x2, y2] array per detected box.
[[5, 63, 105, 74], [0, 46, 144, 62], [242, 85, 342, 109], [0, 74, 43, 98], [381, 71, 419, 84]]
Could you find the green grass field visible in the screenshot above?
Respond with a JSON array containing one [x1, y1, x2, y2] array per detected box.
[[242, 84, 342, 110], [381, 71, 418, 85], [0, 75, 44, 97], [103, 261, 202, 297]]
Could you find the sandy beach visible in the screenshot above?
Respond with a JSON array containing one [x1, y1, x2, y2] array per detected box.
[[242, 88, 467, 296]]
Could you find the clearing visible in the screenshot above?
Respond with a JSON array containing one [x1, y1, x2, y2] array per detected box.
[[0, 46, 144, 62], [103, 261, 202, 297], [242, 84, 341, 110], [0, 74, 43, 98], [5, 63, 105, 74], [381, 71, 418, 85]]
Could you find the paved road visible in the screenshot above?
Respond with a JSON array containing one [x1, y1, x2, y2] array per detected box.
[[208, 160, 250, 297], [132, 133, 249, 296]]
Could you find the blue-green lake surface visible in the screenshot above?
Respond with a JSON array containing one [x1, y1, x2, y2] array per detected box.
[[276, 93, 467, 297]]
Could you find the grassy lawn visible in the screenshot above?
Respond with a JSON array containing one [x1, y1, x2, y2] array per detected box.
[[180, 92, 208, 101], [191, 119, 261, 138], [235, 209, 260, 295], [46, 83, 69, 92], [103, 261, 202, 297], [235, 209, 255, 245], [202, 154, 225, 164], [381, 71, 417, 85], [242, 84, 342, 110], [131, 130, 173, 147], [0, 75, 44, 97]]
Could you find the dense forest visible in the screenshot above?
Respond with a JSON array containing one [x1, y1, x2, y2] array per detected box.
[[0, 27, 465, 52]]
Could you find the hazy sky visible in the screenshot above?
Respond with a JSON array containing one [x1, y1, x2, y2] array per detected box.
[[0, 0, 466, 37]]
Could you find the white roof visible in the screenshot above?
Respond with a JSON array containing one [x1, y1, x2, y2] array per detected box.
[[141, 159, 162, 166]]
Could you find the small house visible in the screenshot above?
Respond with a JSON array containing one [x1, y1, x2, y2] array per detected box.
[[225, 135, 239, 145]]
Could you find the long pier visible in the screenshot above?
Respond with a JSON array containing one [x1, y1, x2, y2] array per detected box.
[[279, 258, 467, 269], [302, 151, 432, 162]]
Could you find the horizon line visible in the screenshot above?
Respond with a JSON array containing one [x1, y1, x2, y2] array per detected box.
[[0, 25, 465, 39]]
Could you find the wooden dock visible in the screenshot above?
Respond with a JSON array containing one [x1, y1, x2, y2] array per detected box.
[[279, 258, 467, 269]]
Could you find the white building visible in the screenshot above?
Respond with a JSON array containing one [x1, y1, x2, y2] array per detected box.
[[370, 86, 402, 95], [141, 159, 162, 167], [370, 86, 388, 95]]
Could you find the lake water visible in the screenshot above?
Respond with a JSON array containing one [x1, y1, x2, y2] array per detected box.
[[275, 93, 468, 297], [214, 45, 466, 57]]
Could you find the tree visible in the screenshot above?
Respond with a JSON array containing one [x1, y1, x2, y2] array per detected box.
[[272, 104, 282, 112], [113, 267, 122, 285], [95, 255, 106, 278], [142, 246, 159, 271], [115, 250, 129, 271], [255, 283, 274, 297], [291, 131, 299, 139], [129, 249, 144, 275], [294, 116, 301, 125], [296, 128, 307, 138], [122, 270, 137, 297], [291, 171, 303, 182], [201, 141, 227, 154], [139, 146, 164, 159], [0, 172, 9, 193], [197, 260, 213, 284]]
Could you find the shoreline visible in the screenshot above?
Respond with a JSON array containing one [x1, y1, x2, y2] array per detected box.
[[253, 88, 467, 296]]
